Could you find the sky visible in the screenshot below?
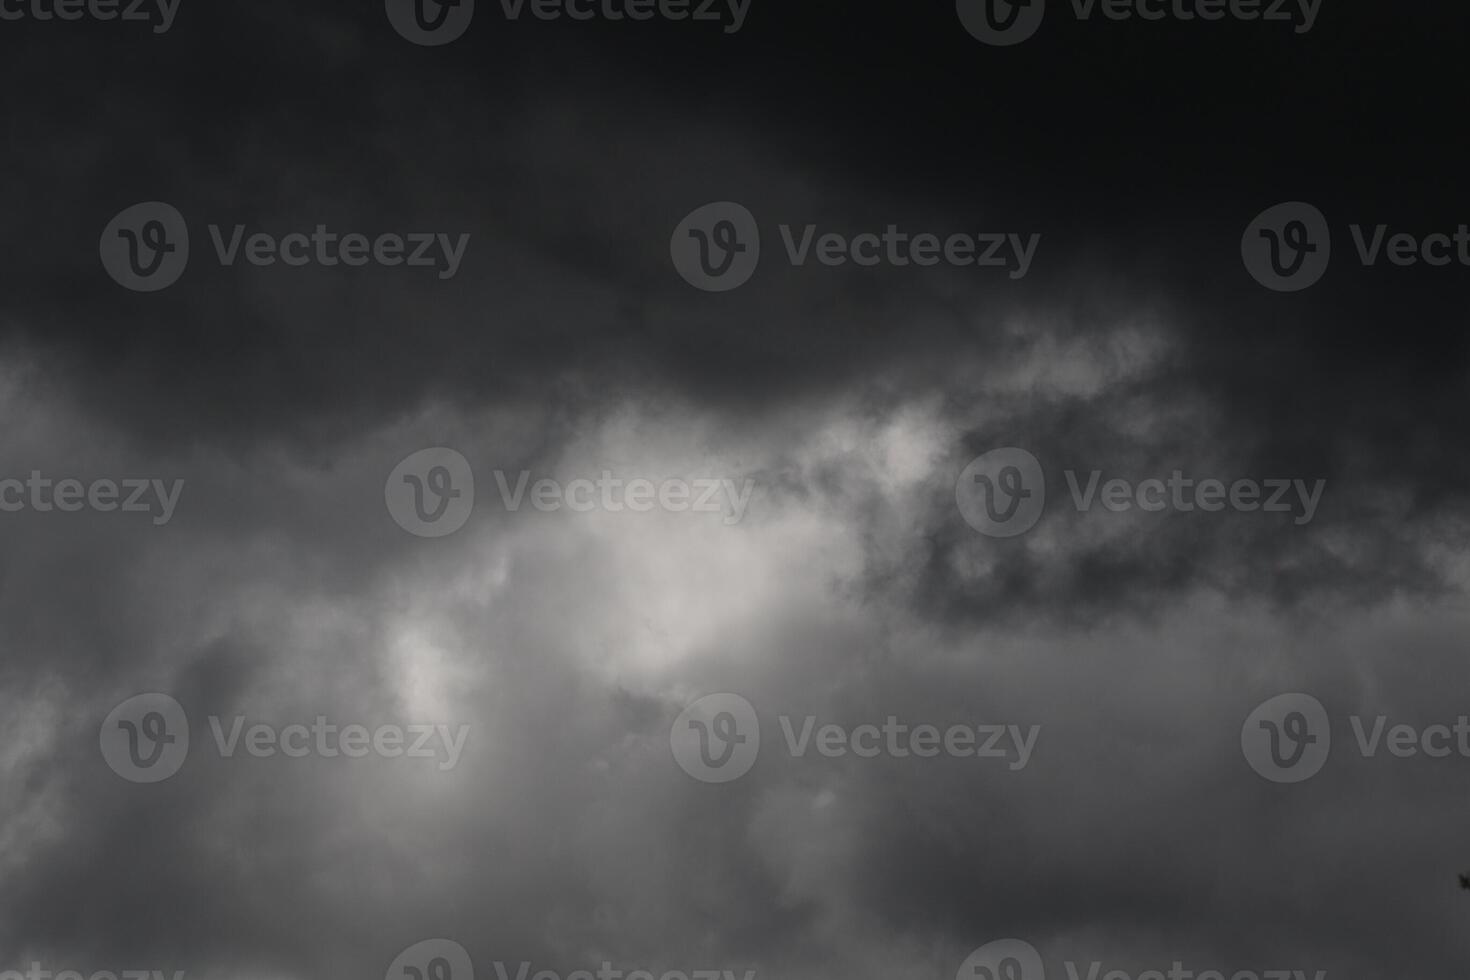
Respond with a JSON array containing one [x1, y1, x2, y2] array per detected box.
[[2, 1, 1470, 978]]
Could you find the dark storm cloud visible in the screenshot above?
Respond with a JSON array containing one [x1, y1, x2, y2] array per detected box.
[[5, 0, 1468, 631], [2, 369, 1468, 978], [2, 0, 1467, 459]]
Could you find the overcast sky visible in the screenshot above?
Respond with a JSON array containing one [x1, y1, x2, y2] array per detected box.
[[2, 2, 1470, 978]]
